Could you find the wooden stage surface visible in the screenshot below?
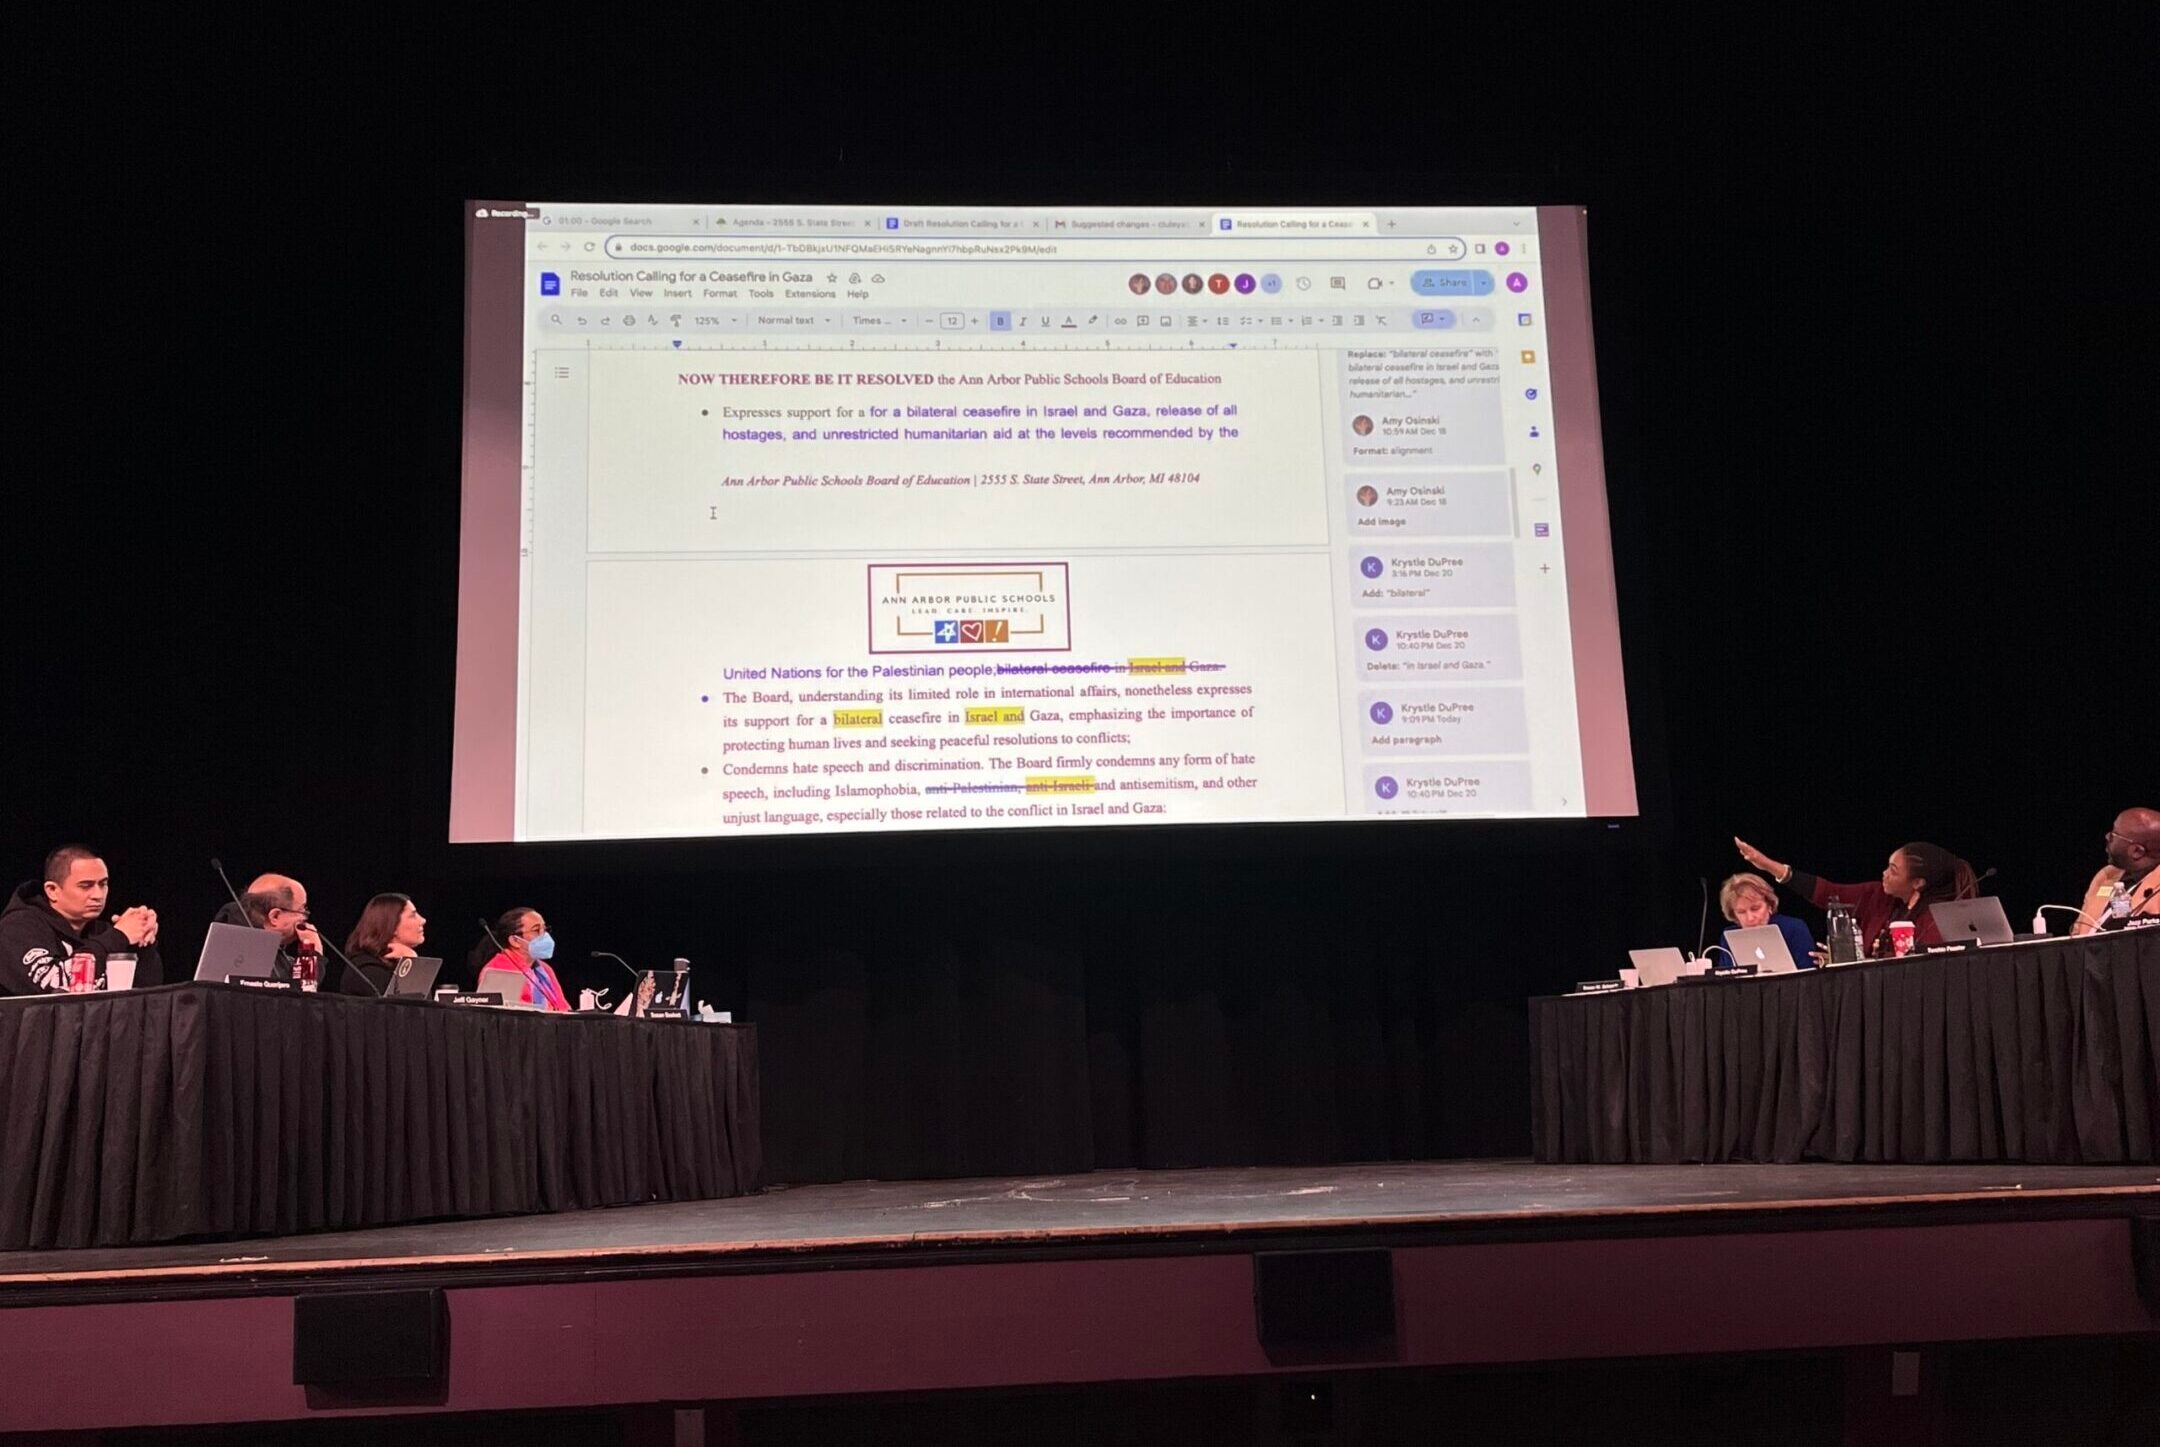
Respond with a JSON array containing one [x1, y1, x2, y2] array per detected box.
[[5, 1159, 2154, 1297]]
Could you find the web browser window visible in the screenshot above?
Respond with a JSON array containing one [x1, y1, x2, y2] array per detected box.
[[454, 204, 1635, 843]]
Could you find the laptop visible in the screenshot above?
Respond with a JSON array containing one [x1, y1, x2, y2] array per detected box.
[[383, 955, 443, 998], [1626, 947, 1688, 987], [634, 970, 691, 1019], [1725, 925, 1801, 975], [194, 922, 285, 982], [476, 965, 538, 1007], [1929, 897, 2015, 946]]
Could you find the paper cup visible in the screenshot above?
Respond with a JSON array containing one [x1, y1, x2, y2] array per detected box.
[[105, 954, 138, 991], [1888, 920, 1917, 957]]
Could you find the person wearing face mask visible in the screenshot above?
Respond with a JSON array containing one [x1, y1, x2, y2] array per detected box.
[[1716, 871, 1818, 970], [340, 893, 428, 995], [1734, 837, 1978, 957], [472, 906, 569, 1011]]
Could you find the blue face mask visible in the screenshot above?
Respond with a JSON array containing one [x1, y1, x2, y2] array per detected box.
[[527, 931, 555, 962]]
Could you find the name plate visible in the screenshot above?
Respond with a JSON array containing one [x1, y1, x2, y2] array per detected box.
[[1574, 979, 1625, 995], [1709, 964, 1757, 978], [437, 991, 504, 1007], [227, 976, 298, 991]]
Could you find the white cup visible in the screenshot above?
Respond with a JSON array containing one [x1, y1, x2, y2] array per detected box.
[[578, 988, 600, 1011], [105, 954, 138, 991], [1619, 968, 1640, 990]]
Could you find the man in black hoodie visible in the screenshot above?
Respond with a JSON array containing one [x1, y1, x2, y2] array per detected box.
[[0, 845, 164, 995]]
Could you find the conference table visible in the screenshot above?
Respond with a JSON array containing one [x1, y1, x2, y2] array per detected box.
[[0, 982, 762, 1250], [1531, 927, 2158, 1165]]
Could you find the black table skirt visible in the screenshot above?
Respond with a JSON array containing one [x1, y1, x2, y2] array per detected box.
[[1530, 928, 2159, 1165], [0, 983, 762, 1249]]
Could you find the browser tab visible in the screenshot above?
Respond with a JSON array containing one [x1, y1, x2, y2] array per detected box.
[[1212, 211, 1378, 235]]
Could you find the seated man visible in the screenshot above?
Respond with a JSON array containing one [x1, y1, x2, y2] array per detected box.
[[210, 872, 327, 981], [2073, 808, 2160, 934], [0, 845, 163, 995]]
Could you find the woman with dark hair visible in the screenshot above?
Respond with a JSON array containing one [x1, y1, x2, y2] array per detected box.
[[472, 906, 569, 1011], [341, 893, 426, 995], [1733, 837, 1978, 957]]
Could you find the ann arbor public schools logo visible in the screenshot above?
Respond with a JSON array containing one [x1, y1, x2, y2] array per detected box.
[[933, 620, 1011, 645], [869, 563, 1072, 655]]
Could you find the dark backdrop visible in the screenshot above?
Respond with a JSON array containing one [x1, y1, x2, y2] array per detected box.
[[11, 28, 2145, 1180]]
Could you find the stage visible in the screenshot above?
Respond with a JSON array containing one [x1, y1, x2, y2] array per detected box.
[[3, 1160, 2154, 1433]]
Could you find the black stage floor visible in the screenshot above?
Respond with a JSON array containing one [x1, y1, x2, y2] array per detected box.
[[6, 1160, 2154, 1297]]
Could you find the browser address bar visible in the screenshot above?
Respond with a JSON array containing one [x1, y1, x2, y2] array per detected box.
[[602, 236, 1470, 262]]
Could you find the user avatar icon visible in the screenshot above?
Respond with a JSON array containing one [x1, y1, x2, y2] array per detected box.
[[1351, 415, 1375, 436], [1128, 273, 1152, 296], [1356, 485, 1379, 508], [1181, 273, 1204, 294], [1154, 272, 1178, 295]]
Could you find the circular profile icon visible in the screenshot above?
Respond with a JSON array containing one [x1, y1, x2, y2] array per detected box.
[[1494, 241, 1511, 256], [1356, 484, 1379, 508], [1181, 272, 1204, 294], [1260, 273, 1282, 294], [1207, 273, 1231, 295], [1128, 273, 1152, 296], [1364, 627, 1389, 652], [1233, 273, 1256, 294], [1374, 775, 1399, 800], [1360, 555, 1384, 579], [1154, 272, 1177, 295], [1369, 700, 1393, 725], [1505, 272, 1529, 293], [1351, 414, 1375, 436]]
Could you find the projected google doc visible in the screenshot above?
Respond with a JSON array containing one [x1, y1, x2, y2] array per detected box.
[[477, 204, 1633, 841]]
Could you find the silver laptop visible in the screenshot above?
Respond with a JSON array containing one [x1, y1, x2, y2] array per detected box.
[[1627, 947, 1688, 987], [1928, 897, 2015, 945], [476, 965, 539, 1007], [1726, 925, 1800, 974], [384, 955, 443, 997], [194, 922, 285, 982]]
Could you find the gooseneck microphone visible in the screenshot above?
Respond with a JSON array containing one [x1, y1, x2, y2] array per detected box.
[[590, 950, 642, 985], [317, 928, 383, 996], [211, 857, 251, 923], [478, 917, 510, 957]]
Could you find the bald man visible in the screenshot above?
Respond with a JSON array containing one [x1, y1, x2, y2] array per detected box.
[[210, 872, 325, 979], [2072, 808, 2160, 935]]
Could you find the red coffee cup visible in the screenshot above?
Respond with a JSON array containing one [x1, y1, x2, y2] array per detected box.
[[1888, 920, 1917, 957], [67, 950, 97, 992]]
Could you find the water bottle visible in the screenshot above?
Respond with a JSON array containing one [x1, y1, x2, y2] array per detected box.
[[1826, 903, 1862, 964]]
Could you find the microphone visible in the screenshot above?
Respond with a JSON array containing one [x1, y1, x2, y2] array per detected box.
[[211, 857, 252, 924], [478, 917, 510, 957], [316, 927, 383, 997], [1695, 877, 1710, 959], [590, 949, 642, 984], [590, 949, 642, 1011]]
